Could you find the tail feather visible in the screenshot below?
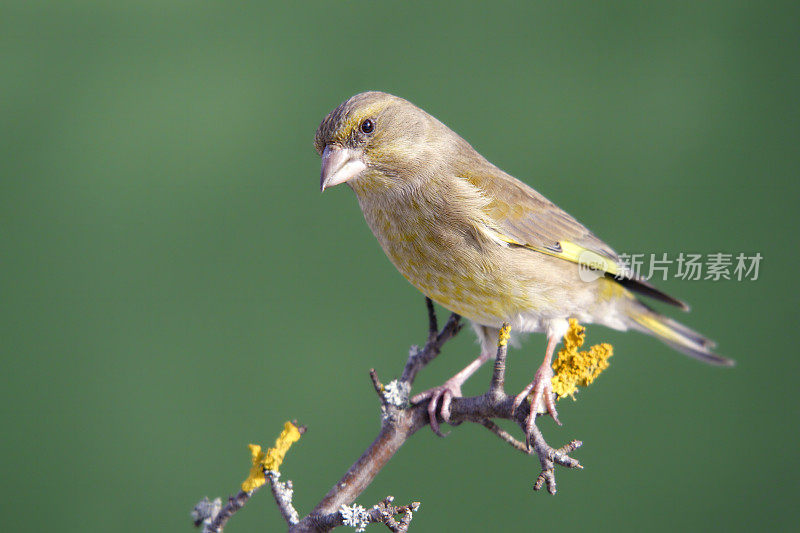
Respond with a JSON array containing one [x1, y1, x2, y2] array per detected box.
[[628, 305, 734, 366], [612, 274, 690, 311]]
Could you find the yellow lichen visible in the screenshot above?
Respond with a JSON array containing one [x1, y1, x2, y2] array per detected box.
[[241, 421, 302, 492], [498, 323, 511, 347], [550, 319, 613, 400]]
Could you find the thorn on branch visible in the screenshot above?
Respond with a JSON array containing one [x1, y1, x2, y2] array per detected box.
[[370, 369, 385, 400]]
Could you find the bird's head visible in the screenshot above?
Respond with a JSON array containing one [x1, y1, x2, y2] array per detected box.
[[315, 91, 450, 193]]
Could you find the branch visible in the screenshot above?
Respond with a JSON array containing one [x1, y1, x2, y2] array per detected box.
[[478, 419, 529, 454], [193, 298, 586, 531], [400, 298, 462, 385], [269, 471, 300, 525], [192, 423, 306, 532], [192, 490, 250, 533], [287, 309, 580, 531], [310, 496, 420, 532]]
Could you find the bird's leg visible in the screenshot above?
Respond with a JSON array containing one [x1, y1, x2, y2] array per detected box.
[[411, 351, 492, 437], [513, 336, 561, 430]]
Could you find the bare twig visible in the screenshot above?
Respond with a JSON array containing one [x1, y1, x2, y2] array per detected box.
[[488, 323, 510, 397], [400, 298, 462, 385], [269, 472, 300, 525], [530, 434, 583, 495], [425, 297, 438, 341], [204, 490, 253, 533], [478, 419, 530, 454]]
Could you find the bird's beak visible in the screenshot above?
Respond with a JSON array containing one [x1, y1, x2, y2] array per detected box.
[[320, 145, 367, 192]]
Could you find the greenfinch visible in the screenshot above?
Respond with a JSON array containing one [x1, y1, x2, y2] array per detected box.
[[315, 91, 732, 434]]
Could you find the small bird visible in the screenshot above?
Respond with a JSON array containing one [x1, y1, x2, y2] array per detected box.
[[315, 91, 732, 435]]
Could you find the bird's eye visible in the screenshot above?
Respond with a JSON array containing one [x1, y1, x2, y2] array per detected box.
[[360, 119, 375, 134]]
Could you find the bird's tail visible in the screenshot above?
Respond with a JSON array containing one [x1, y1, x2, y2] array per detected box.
[[626, 303, 734, 366]]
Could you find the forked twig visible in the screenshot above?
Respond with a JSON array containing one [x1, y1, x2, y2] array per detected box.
[[193, 298, 583, 532]]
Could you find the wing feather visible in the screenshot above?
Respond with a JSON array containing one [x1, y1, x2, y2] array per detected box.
[[460, 165, 688, 310]]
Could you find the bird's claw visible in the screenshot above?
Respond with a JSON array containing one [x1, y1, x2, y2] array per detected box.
[[411, 380, 463, 437], [513, 364, 561, 429]]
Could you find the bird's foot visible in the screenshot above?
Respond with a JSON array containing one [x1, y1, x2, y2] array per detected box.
[[411, 378, 463, 437], [513, 362, 561, 435]]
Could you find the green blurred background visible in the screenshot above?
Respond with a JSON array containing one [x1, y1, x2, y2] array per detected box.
[[2, 1, 798, 531]]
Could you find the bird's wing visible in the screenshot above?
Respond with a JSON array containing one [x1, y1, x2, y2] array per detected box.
[[461, 167, 689, 309], [463, 168, 626, 276]]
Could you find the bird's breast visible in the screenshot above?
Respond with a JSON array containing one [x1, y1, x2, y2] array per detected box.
[[354, 190, 535, 324]]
